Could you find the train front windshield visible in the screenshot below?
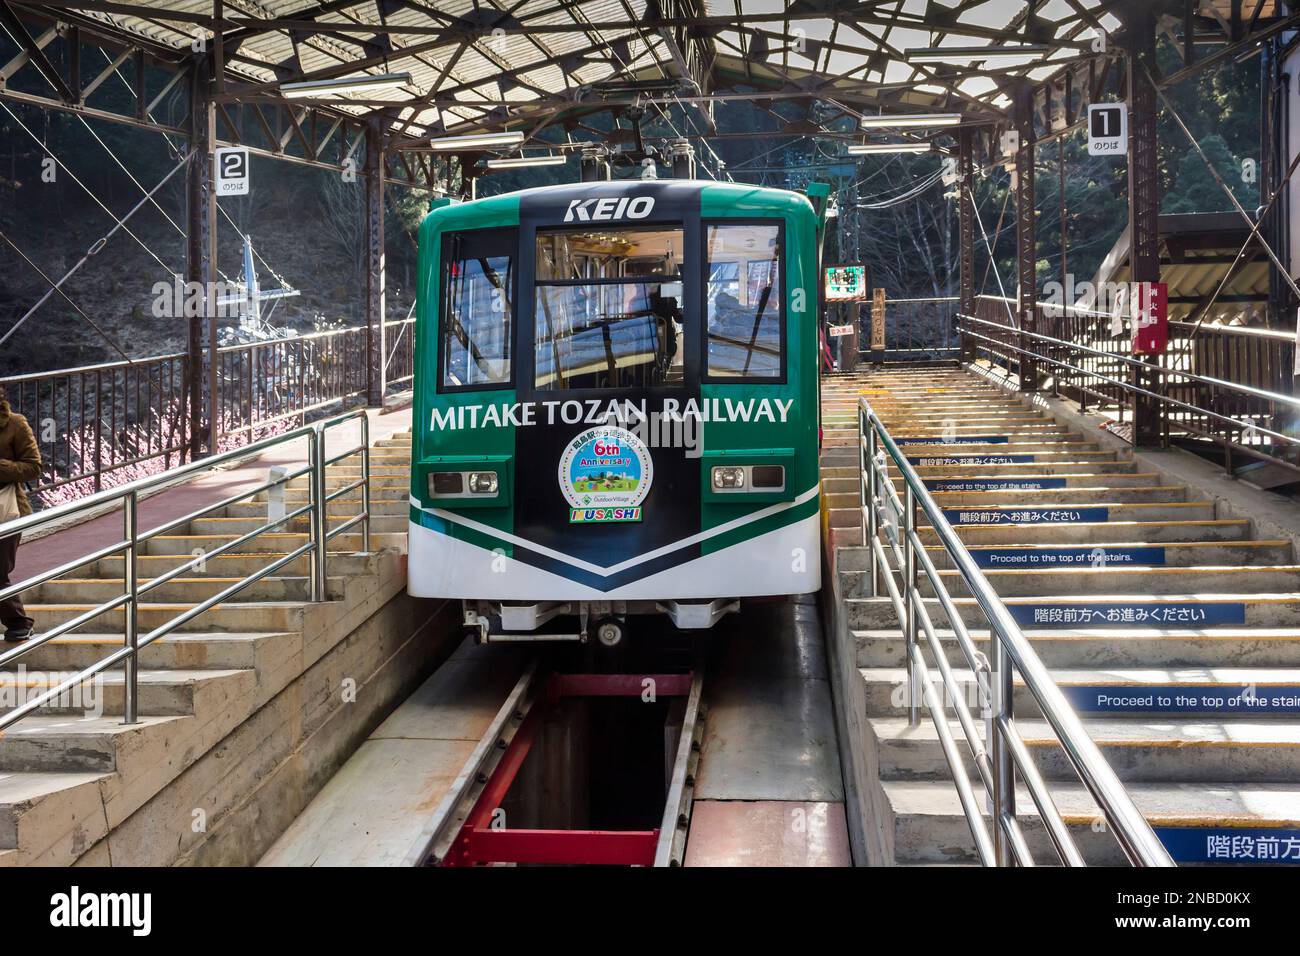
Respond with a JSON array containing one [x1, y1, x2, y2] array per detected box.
[[526, 222, 782, 391], [534, 226, 686, 390]]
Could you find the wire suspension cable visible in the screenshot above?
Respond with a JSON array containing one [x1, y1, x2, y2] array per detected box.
[[98, 49, 290, 289], [0, 228, 134, 362], [1149, 65, 1300, 303], [0, 101, 180, 276], [970, 183, 1016, 326], [0, 144, 193, 349]]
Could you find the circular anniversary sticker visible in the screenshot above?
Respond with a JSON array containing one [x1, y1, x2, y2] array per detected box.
[[558, 425, 654, 512]]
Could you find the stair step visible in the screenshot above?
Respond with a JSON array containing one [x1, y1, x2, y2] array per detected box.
[[913, 472, 1156, 489], [0, 770, 112, 860], [0, 667, 253, 716], [872, 715, 1300, 783], [846, 593, 1300, 630], [923, 540, 1293, 571], [4, 631, 295, 671], [98, 551, 377, 578], [26, 602, 307, 633], [885, 780, 1300, 865], [940, 501, 1213, 524], [142, 531, 400, 556], [0, 713, 184, 773], [912, 460, 1137, 475], [917, 518, 1251, 545], [222, 499, 408, 518], [36, 575, 342, 604], [188, 515, 406, 535], [854, 626, 1300, 669], [860, 666, 1300, 717], [843, 565, 1300, 599]]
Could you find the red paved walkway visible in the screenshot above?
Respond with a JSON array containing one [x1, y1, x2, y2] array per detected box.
[[14, 406, 412, 582]]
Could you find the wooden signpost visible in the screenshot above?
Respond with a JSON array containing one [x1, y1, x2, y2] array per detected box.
[[871, 289, 887, 362]]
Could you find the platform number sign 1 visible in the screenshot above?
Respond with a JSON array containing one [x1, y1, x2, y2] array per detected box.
[[214, 147, 250, 196], [1087, 103, 1127, 157]]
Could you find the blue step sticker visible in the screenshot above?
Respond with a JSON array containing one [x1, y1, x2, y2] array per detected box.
[[1009, 602, 1247, 627], [896, 435, 1011, 446], [909, 454, 1038, 466], [1155, 827, 1300, 864], [1064, 684, 1300, 714], [928, 477, 1067, 492], [943, 507, 1110, 525], [972, 546, 1167, 568]]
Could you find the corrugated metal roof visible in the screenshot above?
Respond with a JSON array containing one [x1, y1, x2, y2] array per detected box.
[[42, 0, 1134, 141], [19, 0, 1285, 147]]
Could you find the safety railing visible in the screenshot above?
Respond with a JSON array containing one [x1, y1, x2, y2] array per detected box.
[[958, 307, 1300, 478], [0, 408, 371, 733], [383, 316, 418, 392], [0, 351, 193, 497], [4, 316, 416, 505], [218, 326, 370, 441], [858, 396, 1173, 866]]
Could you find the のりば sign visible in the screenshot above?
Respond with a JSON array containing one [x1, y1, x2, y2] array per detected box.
[[1087, 103, 1127, 156], [214, 147, 250, 196]]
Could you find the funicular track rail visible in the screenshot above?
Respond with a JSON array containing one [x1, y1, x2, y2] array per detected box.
[[408, 661, 705, 868]]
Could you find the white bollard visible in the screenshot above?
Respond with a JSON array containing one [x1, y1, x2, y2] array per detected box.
[[267, 465, 289, 524]]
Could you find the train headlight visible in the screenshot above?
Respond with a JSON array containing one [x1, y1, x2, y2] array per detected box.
[[468, 471, 498, 495], [712, 466, 746, 489]]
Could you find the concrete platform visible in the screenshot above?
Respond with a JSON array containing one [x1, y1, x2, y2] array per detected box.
[[686, 595, 849, 865], [683, 800, 851, 866], [14, 405, 412, 582], [259, 639, 528, 867]]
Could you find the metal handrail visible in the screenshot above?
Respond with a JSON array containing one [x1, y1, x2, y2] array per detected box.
[[0, 351, 189, 385], [858, 396, 1174, 867], [961, 311, 1300, 417], [0, 408, 371, 733], [979, 293, 1295, 341], [958, 313, 1300, 453]]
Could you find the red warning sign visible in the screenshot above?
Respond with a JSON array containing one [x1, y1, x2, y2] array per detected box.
[[1132, 282, 1168, 355]]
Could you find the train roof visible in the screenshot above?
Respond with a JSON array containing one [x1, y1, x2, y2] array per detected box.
[[420, 179, 816, 234]]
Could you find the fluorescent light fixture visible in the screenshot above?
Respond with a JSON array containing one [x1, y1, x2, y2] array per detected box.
[[847, 143, 933, 155], [429, 131, 526, 150], [860, 112, 962, 130], [280, 71, 412, 98], [907, 44, 1051, 62], [485, 154, 567, 169]]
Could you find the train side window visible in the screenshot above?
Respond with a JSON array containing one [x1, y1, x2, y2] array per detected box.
[[705, 223, 783, 380], [441, 231, 515, 390]]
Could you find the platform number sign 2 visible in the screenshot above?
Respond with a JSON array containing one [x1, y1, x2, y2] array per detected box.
[[214, 147, 250, 196], [1087, 103, 1127, 157]]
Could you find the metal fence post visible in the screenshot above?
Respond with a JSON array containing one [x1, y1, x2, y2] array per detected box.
[[360, 414, 372, 554], [865, 413, 879, 598], [310, 428, 328, 601], [903, 484, 919, 727], [991, 634, 1015, 865], [122, 491, 139, 725]]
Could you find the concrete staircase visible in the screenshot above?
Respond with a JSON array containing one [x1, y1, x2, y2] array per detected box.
[[821, 367, 1300, 866], [0, 430, 451, 866]]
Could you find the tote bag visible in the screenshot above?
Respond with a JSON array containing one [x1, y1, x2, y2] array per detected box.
[[0, 484, 19, 523]]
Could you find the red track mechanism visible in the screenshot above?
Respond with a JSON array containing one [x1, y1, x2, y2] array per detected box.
[[440, 671, 696, 867]]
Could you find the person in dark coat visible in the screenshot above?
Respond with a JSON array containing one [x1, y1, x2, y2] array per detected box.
[[0, 392, 41, 640]]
